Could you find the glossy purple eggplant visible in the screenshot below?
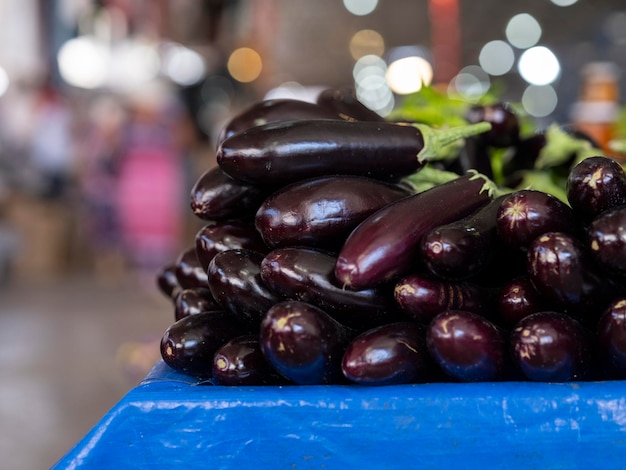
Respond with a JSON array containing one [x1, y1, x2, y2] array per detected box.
[[496, 276, 546, 328], [195, 220, 268, 271], [255, 175, 410, 250], [597, 298, 626, 379], [335, 172, 494, 290], [217, 119, 492, 186], [394, 273, 492, 324], [510, 311, 593, 382], [207, 249, 281, 326], [426, 310, 508, 382], [496, 189, 577, 251], [260, 247, 401, 331], [175, 247, 209, 289], [567, 155, 626, 224], [420, 194, 507, 280], [341, 322, 434, 385], [173, 287, 221, 321], [190, 166, 272, 221], [156, 263, 181, 300], [259, 300, 351, 385], [588, 205, 626, 276], [465, 102, 520, 148], [316, 87, 385, 122]]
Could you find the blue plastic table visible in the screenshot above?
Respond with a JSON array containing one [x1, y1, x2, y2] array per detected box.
[[54, 360, 626, 469]]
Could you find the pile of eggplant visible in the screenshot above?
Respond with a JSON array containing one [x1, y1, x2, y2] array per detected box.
[[157, 87, 626, 386]]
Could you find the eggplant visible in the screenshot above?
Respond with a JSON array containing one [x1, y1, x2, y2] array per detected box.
[[160, 310, 244, 378], [496, 276, 546, 328], [173, 287, 221, 321], [217, 119, 492, 186], [207, 249, 281, 326], [212, 334, 288, 385], [496, 189, 577, 251], [445, 136, 494, 179], [175, 247, 209, 289], [260, 247, 401, 331], [255, 175, 410, 251], [465, 102, 520, 148], [334, 172, 494, 290], [156, 263, 181, 300], [419, 194, 507, 280], [217, 98, 342, 144], [394, 273, 492, 324], [597, 298, 626, 379], [567, 155, 626, 224], [588, 205, 626, 276], [316, 87, 385, 122], [527, 231, 617, 323], [195, 220, 268, 271], [259, 300, 351, 385], [341, 322, 435, 385], [190, 166, 272, 221]]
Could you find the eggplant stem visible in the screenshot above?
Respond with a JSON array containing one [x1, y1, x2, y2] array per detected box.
[[467, 169, 499, 198], [413, 121, 492, 163]]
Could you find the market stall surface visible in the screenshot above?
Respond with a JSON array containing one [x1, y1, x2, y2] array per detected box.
[[0, 274, 172, 470]]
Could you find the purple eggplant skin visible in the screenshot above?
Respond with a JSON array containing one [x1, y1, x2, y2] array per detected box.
[[527, 231, 617, 323], [259, 300, 352, 385], [394, 273, 493, 324], [212, 334, 288, 386], [190, 166, 272, 221], [426, 310, 508, 382], [510, 311, 593, 382], [597, 298, 626, 379], [195, 220, 268, 271], [316, 87, 385, 122], [567, 155, 626, 224], [217, 119, 426, 186], [465, 102, 520, 148], [335, 172, 493, 290], [156, 263, 182, 300], [207, 249, 281, 326], [446, 137, 493, 179], [496, 276, 546, 328], [341, 322, 435, 385], [255, 175, 410, 251], [588, 205, 626, 276], [160, 311, 244, 378], [174, 287, 221, 321], [175, 247, 209, 289], [217, 98, 342, 144], [261, 247, 402, 331], [420, 194, 507, 280], [496, 189, 578, 251]]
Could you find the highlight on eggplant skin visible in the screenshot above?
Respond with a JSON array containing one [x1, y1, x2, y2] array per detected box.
[[587, 205, 626, 277]]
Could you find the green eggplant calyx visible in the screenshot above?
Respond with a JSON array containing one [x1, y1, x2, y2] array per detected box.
[[413, 121, 493, 163], [467, 169, 499, 198]]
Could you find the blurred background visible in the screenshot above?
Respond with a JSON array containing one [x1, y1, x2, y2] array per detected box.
[[1, 0, 626, 468]]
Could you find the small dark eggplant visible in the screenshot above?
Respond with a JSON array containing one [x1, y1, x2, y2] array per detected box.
[[156, 263, 181, 300], [217, 98, 342, 144], [496, 189, 577, 251], [496, 276, 546, 328], [316, 87, 385, 122], [335, 172, 494, 290], [174, 287, 221, 321], [261, 247, 401, 331], [420, 194, 507, 280], [445, 136, 494, 179], [195, 220, 268, 271], [510, 311, 593, 382], [597, 298, 626, 379], [190, 166, 272, 221], [588, 205, 626, 276], [255, 175, 410, 251], [394, 273, 492, 324], [567, 155, 626, 224], [341, 322, 435, 385], [465, 102, 520, 148], [207, 249, 281, 326], [426, 310, 508, 382], [217, 119, 491, 186], [160, 311, 243, 378], [175, 247, 209, 289], [259, 300, 351, 385]]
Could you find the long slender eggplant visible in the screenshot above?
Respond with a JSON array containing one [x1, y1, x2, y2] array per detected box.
[[588, 205, 626, 276], [394, 273, 493, 324], [334, 172, 495, 290], [259, 300, 352, 385], [567, 155, 626, 224], [207, 249, 281, 326], [316, 87, 385, 122], [261, 247, 402, 331], [217, 119, 492, 186], [255, 175, 410, 251], [217, 98, 342, 144], [190, 166, 272, 221], [419, 194, 508, 280]]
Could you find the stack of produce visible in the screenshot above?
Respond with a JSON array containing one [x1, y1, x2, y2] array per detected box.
[[156, 87, 626, 386]]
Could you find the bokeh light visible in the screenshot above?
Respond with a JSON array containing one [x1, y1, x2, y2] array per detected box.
[[343, 0, 378, 16], [518, 46, 560, 85], [479, 40, 515, 76], [57, 36, 110, 89], [386, 56, 433, 94], [521, 85, 558, 117], [448, 65, 491, 101], [161, 42, 206, 86], [506, 13, 542, 49], [353, 55, 394, 116], [349, 29, 385, 60], [108, 40, 160, 90], [0, 66, 9, 97], [227, 47, 263, 83], [550, 0, 578, 6]]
